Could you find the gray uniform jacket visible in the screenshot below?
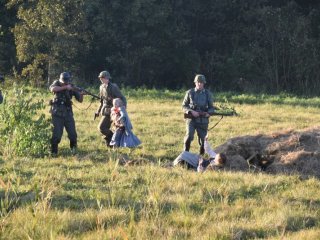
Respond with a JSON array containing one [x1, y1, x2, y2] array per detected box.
[[49, 80, 82, 117], [98, 82, 126, 116], [182, 88, 214, 124]]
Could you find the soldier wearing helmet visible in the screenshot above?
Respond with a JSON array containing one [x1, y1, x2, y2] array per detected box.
[[49, 72, 84, 155], [95, 70, 127, 146], [182, 74, 214, 155]]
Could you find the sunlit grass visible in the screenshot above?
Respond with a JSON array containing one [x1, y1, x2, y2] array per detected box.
[[1, 87, 320, 239]]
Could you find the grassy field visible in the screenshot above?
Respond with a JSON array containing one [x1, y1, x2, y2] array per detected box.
[[1, 87, 320, 239]]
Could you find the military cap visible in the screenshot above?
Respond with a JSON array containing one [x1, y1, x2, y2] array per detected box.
[[98, 70, 112, 79], [194, 74, 206, 83]]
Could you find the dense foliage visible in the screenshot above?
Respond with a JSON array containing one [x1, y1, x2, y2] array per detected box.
[[1, 0, 320, 94], [0, 87, 51, 157]]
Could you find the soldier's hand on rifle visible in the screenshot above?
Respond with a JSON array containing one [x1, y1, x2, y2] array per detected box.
[[65, 84, 73, 91], [204, 112, 210, 118], [191, 110, 200, 118], [79, 90, 87, 95]]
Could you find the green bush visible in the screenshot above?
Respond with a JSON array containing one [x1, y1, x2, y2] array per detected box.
[[0, 87, 51, 157]]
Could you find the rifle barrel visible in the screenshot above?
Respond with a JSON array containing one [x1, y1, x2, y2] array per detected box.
[[73, 85, 100, 100], [211, 111, 236, 116]]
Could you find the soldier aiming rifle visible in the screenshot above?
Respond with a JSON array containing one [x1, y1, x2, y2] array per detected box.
[[49, 72, 91, 156]]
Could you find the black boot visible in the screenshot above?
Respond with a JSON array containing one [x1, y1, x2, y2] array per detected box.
[[184, 140, 191, 152], [199, 145, 205, 155], [51, 144, 58, 156], [105, 131, 114, 147], [70, 141, 77, 155], [70, 141, 77, 149]]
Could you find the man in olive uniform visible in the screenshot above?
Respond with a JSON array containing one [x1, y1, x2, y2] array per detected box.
[[182, 74, 214, 155], [49, 72, 83, 155], [95, 70, 127, 146]]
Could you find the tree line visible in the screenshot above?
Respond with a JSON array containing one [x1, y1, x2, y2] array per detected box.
[[1, 0, 320, 95]]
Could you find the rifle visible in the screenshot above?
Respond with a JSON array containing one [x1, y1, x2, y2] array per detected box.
[[71, 85, 100, 100], [184, 110, 236, 119]]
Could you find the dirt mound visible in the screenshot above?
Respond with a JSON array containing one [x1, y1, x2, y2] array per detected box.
[[215, 126, 320, 177]]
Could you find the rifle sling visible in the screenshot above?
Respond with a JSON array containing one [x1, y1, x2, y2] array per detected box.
[[208, 115, 224, 131]]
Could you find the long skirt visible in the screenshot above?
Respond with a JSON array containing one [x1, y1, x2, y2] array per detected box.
[[110, 128, 141, 148]]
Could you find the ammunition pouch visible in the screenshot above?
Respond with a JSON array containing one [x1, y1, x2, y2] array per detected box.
[[49, 98, 72, 117], [51, 98, 72, 107]]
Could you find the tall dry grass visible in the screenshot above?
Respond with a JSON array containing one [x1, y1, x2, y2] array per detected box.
[[0, 88, 320, 239]]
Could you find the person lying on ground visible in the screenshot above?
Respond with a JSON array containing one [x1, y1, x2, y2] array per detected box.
[[173, 134, 226, 171]]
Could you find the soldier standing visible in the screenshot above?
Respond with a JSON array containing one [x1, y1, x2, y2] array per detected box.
[[49, 72, 83, 155], [182, 74, 214, 155], [95, 70, 127, 146]]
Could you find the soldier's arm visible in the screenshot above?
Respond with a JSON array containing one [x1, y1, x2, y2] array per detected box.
[[96, 99, 103, 114], [206, 90, 215, 115], [50, 83, 73, 93], [182, 91, 193, 113], [182, 91, 199, 117], [95, 86, 103, 114]]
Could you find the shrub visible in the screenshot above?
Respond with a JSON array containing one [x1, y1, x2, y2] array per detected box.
[[0, 87, 51, 157]]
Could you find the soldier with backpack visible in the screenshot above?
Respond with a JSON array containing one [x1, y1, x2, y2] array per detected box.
[[182, 74, 214, 155]]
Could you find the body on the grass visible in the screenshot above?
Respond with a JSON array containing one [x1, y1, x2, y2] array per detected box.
[[95, 70, 127, 146], [174, 137, 226, 171], [182, 74, 214, 155]]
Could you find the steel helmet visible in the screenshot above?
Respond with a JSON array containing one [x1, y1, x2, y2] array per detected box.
[[59, 72, 71, 83], [194, 74, 206, 84], [98, 70, 111, 79]]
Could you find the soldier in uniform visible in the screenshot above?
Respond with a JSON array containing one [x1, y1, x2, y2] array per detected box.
[[49, 72, 83, 155], [95, 70, 127, 146], [182, 74, 214, 155]]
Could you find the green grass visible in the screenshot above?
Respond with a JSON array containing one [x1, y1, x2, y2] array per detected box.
[[1, 87, 320, 239]]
